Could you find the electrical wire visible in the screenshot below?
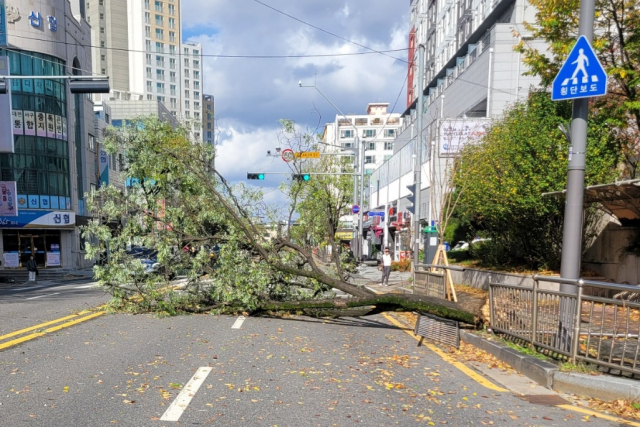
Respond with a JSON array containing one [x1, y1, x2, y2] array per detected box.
[[250, 0, 409, 64], [7, 34, 408, 60]]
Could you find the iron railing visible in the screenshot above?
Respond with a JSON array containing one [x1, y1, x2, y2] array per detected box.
[[414, 264, 464, 299], [490, 276, 640, 376]]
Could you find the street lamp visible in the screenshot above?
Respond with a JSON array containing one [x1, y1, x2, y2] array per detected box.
[[299, 82, 365, 260]]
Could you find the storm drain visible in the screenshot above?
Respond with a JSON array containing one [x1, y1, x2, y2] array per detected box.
[[414, 312, 460, 349]]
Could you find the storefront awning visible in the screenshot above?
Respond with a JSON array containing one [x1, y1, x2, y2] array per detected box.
[[543, 179, 640, 221]]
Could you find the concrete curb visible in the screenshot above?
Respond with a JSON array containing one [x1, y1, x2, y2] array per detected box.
[[459, 330, 640, 401]]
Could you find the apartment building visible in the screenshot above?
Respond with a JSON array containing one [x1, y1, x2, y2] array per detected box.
[[86, 0, 203, 141], [322, 103, 403, 176]]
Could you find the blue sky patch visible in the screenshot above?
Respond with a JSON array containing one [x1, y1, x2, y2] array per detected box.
[[182, 24, 219, 42]]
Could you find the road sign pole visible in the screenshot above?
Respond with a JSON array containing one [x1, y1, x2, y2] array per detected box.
[[559, 0, 596, 349], [561, 0, 595, 287]]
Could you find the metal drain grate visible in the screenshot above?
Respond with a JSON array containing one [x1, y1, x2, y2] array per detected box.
[[414, 312, 460, 348]]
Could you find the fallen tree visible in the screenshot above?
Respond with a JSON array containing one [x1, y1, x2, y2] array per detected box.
[[85, 117, 486, 325]]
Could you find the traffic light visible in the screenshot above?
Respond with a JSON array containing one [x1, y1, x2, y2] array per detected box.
[[293, 173, 311, 182], [247, 173, 265, 180], [406, 183, 416, 215]]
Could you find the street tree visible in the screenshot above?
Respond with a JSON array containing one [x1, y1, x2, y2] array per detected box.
[[84, 117, 485, 323], [516, 0, 640, 176], [453, 91, 619, 270]]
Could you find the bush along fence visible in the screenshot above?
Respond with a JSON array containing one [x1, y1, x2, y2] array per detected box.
[[490, 275, 640, 377]]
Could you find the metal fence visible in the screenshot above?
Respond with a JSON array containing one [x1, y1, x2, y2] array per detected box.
[[414, 264, 464, 299], [490, 276, 640, 376]]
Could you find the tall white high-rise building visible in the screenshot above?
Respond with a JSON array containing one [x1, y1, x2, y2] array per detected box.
[[86, 0, 203, 141]]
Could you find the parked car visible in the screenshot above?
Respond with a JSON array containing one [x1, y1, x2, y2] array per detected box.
[[451, 241, 469, 251], [128, 247, 175, 279]]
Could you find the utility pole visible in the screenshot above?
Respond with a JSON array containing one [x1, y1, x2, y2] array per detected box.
[[413, 43, 425, 269]]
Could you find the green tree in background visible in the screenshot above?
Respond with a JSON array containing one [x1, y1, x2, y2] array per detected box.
[[454, 91, 619, 270]]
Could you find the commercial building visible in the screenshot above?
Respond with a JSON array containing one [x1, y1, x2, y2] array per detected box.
[[0, 0, 97, 271], [322, 103, 403, 256], [368, 0, 544, 259]]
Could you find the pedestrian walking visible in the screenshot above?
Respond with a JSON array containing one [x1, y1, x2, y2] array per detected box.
[[381, 247, 392, 286], [26, 256, 38, 282]]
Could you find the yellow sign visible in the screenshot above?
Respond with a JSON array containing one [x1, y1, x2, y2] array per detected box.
[[295, 151, 321, 159], [335, 231, 354, 240]]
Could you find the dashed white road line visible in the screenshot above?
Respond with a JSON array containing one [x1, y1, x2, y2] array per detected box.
[[26, 293, 60, 300], [160, 367, 212, 422], [231, 315, 246, 329], [74, 283, 99, 289]]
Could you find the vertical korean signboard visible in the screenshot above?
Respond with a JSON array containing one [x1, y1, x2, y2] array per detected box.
[[0, 181, 17, 216]]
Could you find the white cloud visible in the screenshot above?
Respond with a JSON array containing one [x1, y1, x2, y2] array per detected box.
[[181, 0, 410, 211]]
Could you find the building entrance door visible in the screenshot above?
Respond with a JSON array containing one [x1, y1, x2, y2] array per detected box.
[[3, 231, 60, 268]]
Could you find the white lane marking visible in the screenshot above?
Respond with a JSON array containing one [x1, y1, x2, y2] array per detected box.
[[160, 367, 212, 422], [13, 284, 50, 291], [231, 315, 246, 329], [74, 283, 100, 289], [26, 293, 60, 300]]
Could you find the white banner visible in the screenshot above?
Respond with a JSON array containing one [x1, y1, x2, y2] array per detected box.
[[439, 119, 490, 156], [23, 111, 36, 136], [3, 252, 19, 268], [11, 110, 23, 135], [46, 252, 61, 266], [0, 181, 17, 216]]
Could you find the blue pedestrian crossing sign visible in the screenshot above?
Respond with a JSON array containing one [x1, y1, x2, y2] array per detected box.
[[552, 36, 607, 101]]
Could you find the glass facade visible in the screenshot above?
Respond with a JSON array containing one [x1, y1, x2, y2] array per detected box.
[[0, 50, 70, 210]]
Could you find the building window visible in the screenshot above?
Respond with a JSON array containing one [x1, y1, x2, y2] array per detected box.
[[363, 129, 376, 138], [340, 129, 353, 138], [146, 67, 152, 79], [170, 85, 176, 95], [184, 90, 190, 98], [384, 129, 396, 137], [156, 83, 165, 93], [384, 142, 393, 150], [146, 54, 152, 65], [145, 12, 150, 23], [155, 42, 164, 53], [168, 4, 175, 15], [154, 1, 163, 12], [88, 134, 95, 151], [168, 18, 175, 29], [194, 102, 200, 110], [194, 91, 200, 99], [100, 41, 105, 47], [146, 81, 152, 92], [101, 68, 106, 75], [185, 100, 190, 109], [155, 29, 164, 40], [155, 14, 163, 26], [365, 155, 375, 164], [144, 0, 149, 9], [170, 98, 177, 108], [145, 40, 152, 51], [100, 13, 104, 20], [156, 69, 165, 80], [101, 54, 106, 61], [184, 58, 189, 67], [184, 79, 189, 88], [169, 32, 175, 42], [194, 81, 200, 90], [194, 70, 199, 79], [184, 70, 190, 78], [368, 142, 375, 150], [145, 26, 151, 37], [193, 60, 199, 69], [170, 71, 176, 82], [169, 59, 176, 70]]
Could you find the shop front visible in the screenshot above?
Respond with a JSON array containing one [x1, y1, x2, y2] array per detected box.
[[0, 210, 75, 269]]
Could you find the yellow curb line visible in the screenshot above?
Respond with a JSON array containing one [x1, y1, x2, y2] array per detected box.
[[0, 311, 105, 351], [556, 404, 640, 426], [381, 312, 508, 392], [0, 314, 81, 342], [381, 312, 640, 425]]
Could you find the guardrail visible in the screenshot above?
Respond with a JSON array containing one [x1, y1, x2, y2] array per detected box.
[[414, 264, 465, 300], [490, 275, 640, 376]]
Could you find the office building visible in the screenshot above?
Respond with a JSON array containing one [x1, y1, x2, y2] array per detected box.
[[0, 0, 97, 271]]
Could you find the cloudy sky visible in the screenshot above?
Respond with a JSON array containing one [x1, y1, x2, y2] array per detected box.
[[180, 1, 410, 206]]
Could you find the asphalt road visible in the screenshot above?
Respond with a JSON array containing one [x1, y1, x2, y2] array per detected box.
[[0, 309, 629, 426], [0, 278, 111, 335]]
